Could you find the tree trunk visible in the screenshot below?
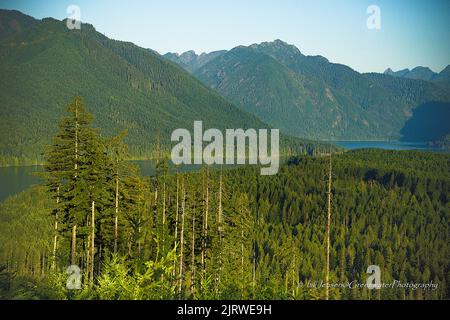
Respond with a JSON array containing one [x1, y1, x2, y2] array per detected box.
[[138, 220, 141, 255], [201, 169, 209, 286], [114, 168, 119, 254], [71, 102, 79, 266], [217, 168, 223, 292], [71, 225, 77, 265], [191, 201, 196, 296], [178, 179, 186, 295], [252, 251, 256, 295], [162, 174, 166, 252], [90, 200, 95, 284], [153, 186, 158, 232], [325, 153, 332, 300], [218, 168, 223, 233], [173, 174, 179, 278], [86, 233, 90, 285], [52, 187, 59, 271], [241, 217, 244, 297], [292, 253, 296, 296], [74, 100, 78, 172]]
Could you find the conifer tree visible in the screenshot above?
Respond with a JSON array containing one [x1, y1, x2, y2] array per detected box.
[[45, 96, 112, 281]]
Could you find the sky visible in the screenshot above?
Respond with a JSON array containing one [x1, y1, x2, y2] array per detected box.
[[1, 0, 449, 73]]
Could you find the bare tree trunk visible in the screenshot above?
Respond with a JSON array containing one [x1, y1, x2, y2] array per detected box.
[[191, 201, 196, 296], [162, 174, 166, 252], [90, 200, 95, 284], [325, 153, 332, 300], [241, 215, 244, 297], [292, 253, 296, 297], [201, 169, 209, 287], [86, 234, 90, 285], [71, 101, 79, 267], [252, 186, 259, 297], [218, 168, 223, 233], [178, 179, 186, 295], [173, 174, 179, 278], [74, 99, 78, 172], [114, 168, 119, 254], [217, 168, 223, 292], [154, 186, 158, 232], [70, 101, 79, 267], [52, 187, 59, 271], [71, 225, 77, 265], [138, 219, 141, 256], [84, 214, 90, 285]]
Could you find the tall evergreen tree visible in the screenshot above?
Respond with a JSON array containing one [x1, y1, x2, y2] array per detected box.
[[44, 96, 112, 282]]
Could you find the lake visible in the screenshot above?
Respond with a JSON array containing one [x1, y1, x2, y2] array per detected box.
[[0, 160, 213, 202], [0, 142, 445, 202], [330, 140, 444, 152]]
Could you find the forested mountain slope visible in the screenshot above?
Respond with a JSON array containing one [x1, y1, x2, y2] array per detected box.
[[166, 40, 450, 141], [0, 11, 330, 166]]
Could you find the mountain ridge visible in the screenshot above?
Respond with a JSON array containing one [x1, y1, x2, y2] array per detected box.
[[1, 10, 448, 165], [166, 40, 450, 142], [0, 10, 335, 166], [384, 65, 450, 83]]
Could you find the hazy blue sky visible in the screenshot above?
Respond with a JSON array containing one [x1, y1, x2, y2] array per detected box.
[[1, 0, 449, 73]]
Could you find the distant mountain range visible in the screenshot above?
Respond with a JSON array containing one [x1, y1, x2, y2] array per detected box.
[[1, 10, 334, 166], [164, 50, 227, 73], [165, 40, 450, 142], [1, 9, 449, 165], [384, 66, 450, 84]]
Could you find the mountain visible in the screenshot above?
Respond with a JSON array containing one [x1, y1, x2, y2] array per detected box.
[[0, 11, 333, 166], [164, 50, 226, 73], [383, 68, 410, 78], [167, 40, 450, 141], [0, 9, 35, 38], [432, 65, 450, 85], [384, 65, 450, 84], [384, 66, 436, 81]]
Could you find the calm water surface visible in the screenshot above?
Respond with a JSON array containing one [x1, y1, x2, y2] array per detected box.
[[330, 140, 443, 152], [0, 142, 445, 201], [0, 160, 213, 202]]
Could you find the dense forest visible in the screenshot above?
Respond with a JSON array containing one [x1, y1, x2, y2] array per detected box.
[[0, 10, 334, 167], [0, 97, 448, 300], [169, 40, 450, 141]]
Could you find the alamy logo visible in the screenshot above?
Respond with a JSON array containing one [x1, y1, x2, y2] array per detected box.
[[66, 5, 81, 30], [367, 5, 381, 30], [66, 265, 82, 289], [366, 265, 381, 289], [171, 121, 279, 175]]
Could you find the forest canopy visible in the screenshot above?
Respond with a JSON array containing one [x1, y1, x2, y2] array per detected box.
[[0, 97, 448, 300]]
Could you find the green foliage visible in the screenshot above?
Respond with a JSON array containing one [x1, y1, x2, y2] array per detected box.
[[1, 148, 448, 300], [0, 185, 53, 276], [96, 249, 176, 300], [168, 40, 450, 140], [0, 10, 332, 166]]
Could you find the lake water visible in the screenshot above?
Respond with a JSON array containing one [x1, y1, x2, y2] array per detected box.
[[0, 142, 445, 202], [0, 160, 209, 202], [0, 165, 44, 202], [330, 140, 444, 152]]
